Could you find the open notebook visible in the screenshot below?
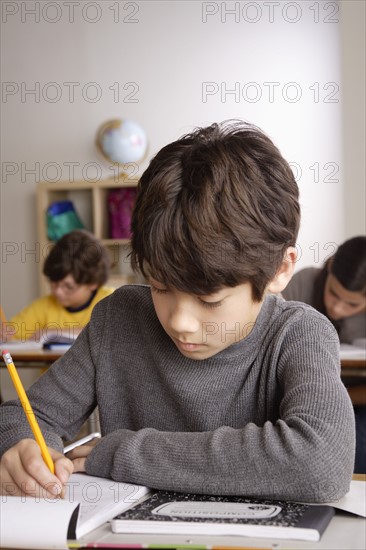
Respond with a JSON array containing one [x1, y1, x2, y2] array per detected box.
[[1, 332, 77, 352], [0, 473, 150, 549]]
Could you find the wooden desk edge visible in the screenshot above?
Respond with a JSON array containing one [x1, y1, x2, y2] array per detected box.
[[353, 473, 366, 481], [341, 359, 366, 368], [0, 350, 64, 363]]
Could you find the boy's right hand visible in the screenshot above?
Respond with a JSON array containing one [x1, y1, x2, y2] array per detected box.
[[0, 439, 73, 498]]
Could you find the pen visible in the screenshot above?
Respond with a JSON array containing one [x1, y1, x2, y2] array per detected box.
[[1, 349, 55, 474], [64, 432, 101, 454]]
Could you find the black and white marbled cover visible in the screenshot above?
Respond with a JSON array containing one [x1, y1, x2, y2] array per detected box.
[[113, 490, 334, 537]]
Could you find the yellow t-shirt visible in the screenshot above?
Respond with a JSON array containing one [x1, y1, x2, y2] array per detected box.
[[7, 286, 114, 341]]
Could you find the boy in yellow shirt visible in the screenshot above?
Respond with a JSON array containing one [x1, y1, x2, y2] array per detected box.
[[2, 230, 114, 342]]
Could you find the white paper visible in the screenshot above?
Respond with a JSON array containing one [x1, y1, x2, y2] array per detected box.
[[1, 340, 43, 351], [68, 473, 149, 538], [0, 497, 78, 549], [1, 331, 77, 351], [0, 473, 150, 549], [339, 344, 366, 360], [322, 480, 366, 517]]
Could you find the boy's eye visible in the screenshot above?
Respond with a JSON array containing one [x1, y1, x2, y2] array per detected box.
[[199, 299, 223, 309], [150, 284, 223, 307], [150, 285, 168, 295]]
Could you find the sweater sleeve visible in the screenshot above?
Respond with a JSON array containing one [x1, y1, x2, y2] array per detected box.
[[85, 312, 355, 503]]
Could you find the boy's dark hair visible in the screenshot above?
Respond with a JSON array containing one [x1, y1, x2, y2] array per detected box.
[[131, 120, 300, 301], [43, 230, 110, 286], [331, 236, 366, 294], [313, 236, 366, 317]]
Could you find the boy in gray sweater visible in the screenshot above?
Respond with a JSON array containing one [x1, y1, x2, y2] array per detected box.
[[0, 121, 355, 503]]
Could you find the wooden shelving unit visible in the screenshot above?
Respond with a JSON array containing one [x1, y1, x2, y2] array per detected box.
[[37, 177, 140, 295]]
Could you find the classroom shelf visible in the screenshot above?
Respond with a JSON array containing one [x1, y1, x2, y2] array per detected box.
[[37, 177, 140, 295]]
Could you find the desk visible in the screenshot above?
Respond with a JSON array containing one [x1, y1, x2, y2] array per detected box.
[[0, 348, 99, 432], [0, 349, 62, 406], [341, 358, 366, 376], [0, 348, 64, 368], [3, 349, 365, 373], [2, 352, 366, 409], [3, 351, 365, 406], [79, 517, 366, 549], [341, 360, 366, 406]]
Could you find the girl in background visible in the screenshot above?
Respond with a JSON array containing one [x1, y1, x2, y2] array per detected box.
[[283, 236, 366, 472]]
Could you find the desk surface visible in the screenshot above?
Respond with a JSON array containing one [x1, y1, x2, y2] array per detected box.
[[4, 348, 366, 368], [341, 359, 366, 369], [2, 351, 365, 407], [2, 350, 366, 409], [80, 514, 366, 550], [1, 348, 65, 364]]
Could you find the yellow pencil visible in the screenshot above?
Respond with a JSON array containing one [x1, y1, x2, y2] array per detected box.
[[2, 350, 55, 474], [0, 305, 7, 324]]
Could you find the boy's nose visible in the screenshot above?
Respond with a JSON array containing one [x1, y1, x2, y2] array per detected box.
[[330, 300, 346, 319], [168, 306, 200, 336], [52, 287, 63, 298]]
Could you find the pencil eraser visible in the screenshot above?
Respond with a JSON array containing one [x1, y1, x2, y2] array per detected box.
[[2, 349, 9, 355]]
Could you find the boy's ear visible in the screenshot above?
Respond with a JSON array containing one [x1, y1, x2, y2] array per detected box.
[[267, 247, 297, 294]]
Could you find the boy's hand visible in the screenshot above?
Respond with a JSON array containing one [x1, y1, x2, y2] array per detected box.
[[0, 439, 73, 498], [65, 437, 101, 472]]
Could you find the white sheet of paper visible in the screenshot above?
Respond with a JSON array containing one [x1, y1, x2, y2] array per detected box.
[[68, 473, 149, 538], [322, 480, 366, 518], [0, 497, 78, 549], [1, 340, 43, 351], [0, 473, 149, 549], [339, 344, 366, 360]]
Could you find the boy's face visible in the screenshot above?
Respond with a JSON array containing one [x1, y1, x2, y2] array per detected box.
[[324, 273, 366, 321], [149, 277, 263, 360], [49, 274, 97, 309]]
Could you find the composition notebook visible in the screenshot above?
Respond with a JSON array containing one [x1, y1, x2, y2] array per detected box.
[[111, 490, 335, 542]]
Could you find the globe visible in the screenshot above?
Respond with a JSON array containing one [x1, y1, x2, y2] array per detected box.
[[96, 119, 148, 165]]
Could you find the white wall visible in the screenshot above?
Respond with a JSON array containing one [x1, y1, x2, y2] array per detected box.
[[340, 0, 366, 239], [1, 0, 365, 319]]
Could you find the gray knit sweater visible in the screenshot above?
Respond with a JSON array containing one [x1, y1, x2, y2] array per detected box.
[[0, 286, 355, 502]]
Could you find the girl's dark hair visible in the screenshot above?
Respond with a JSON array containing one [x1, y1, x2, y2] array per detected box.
[[43, 230, 111, 286], [312, 236, 366, 318], [131, 120, 300, 301]]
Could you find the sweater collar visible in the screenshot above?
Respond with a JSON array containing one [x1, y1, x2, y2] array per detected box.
[[66, 288, 98, 313]]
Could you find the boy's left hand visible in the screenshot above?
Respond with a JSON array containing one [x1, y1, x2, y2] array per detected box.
[[65, 438, 100, 472]]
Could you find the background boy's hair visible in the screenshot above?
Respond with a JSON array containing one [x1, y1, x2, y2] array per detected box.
[[331, 236, 366, 295], [43, 229, 111, 286], [131, 120, 300, 301], [313, 236, 366, 316]]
